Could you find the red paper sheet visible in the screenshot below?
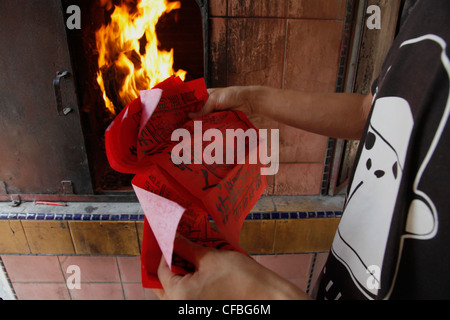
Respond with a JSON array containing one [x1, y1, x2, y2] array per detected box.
[[105, 77, 266, 289]]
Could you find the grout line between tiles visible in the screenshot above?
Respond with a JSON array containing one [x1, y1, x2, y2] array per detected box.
[[281, 19, 288, 89], [67, 222, 78, 255], [224, 0, 229, 87], [134, 221, 142, 253], [305, 252, 317, 295], [115, 256, 127, 300], [18, 221, 32, 254], [271, 219, 277, 254], [56, 255, 72, 300]]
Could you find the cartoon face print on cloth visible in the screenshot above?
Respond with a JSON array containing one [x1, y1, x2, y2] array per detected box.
[[329, 34, 450, 300], [331, 96, 414, 298]]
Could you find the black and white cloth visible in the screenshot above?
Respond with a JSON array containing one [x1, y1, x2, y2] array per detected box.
[[317, 0, 450, 300]]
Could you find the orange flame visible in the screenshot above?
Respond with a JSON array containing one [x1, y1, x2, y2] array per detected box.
[[96, 0, 186, 115]]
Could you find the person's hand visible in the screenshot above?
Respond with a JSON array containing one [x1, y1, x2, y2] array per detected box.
[[153, 234, 310, 300], [189, 87, 256, 119]]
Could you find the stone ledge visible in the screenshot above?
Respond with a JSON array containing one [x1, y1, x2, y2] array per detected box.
[[0, 195, 344, 255]]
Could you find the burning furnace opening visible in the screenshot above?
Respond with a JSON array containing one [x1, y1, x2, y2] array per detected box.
[[65, 0, 205, 193]]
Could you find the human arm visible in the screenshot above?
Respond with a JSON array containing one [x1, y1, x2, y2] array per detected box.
[[154, 235, 310, 300], [191, 86, 373, 141]]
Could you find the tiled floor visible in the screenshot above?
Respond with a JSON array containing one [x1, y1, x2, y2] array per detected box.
[[0, 252, 328, 300]]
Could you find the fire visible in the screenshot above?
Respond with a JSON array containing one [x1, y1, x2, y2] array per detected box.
[[95, 0, 187, 115]]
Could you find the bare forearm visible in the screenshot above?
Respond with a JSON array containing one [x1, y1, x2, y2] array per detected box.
[[244, 86, 372, 140]]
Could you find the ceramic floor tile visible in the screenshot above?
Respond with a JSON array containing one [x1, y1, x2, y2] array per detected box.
[[117, 256, 141, 283], [284, 19, 344, 93], [13, 283, 71, 300], [144, 288, 161, 300], [59, 256, 120, 283], [239, 220, 276, 254], [122, 282, 145, 300], [227, 18, 285, 87], [257, 254, 313, 279], [310, 252, 329, 291], [274, 163, 324, 195], [273, 219, 340, 253], [69, 221, 140, 255], [2, 255, 64, 283], [136, 221, 144, 251], [122, 283, 160, 300], [209, 0, 227, 16], [0, 221, 30, 254], [228, 0, 288, 17], [69, 283, 124, 300], [287, 0, 347, 19], [208, 17, 227, 88], [278, 124, 328, 163], [21, 221, 75, 254], [287, 277, 309, 293]]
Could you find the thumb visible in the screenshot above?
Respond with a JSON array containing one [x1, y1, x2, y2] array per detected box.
[[157, 253, 183, 296], [173, 234, 210, 267], [188, 88, 219, 119], [188, 101, 214, 119]]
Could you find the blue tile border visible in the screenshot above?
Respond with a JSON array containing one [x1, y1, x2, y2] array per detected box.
[[244, 210, 342, 220], [0, 211, 341, 221]]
